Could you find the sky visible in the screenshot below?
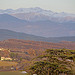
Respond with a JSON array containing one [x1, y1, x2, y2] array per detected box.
[[0, 0, 75, 14]]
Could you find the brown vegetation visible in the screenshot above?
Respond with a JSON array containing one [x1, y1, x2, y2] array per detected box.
[[0, 39, 75, 60], [0, 39, 75, 72]]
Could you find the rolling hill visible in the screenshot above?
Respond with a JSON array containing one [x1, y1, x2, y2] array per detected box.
[[0, 14, 28, 29], [0, 39, 75, 60], [0, 29, 75, 42], [0, 29, 47, 41]]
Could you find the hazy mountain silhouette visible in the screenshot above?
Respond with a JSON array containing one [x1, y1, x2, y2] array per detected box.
[[0, 29, 75, 42], [0, 14, 75, 37]]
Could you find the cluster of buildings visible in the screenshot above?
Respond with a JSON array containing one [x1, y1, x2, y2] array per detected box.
[[0, 48, 12, 61], [0, 48, 10, 52], [1, 57, 12, 61]]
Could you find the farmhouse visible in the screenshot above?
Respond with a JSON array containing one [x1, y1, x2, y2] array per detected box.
[[0, 48, 4, 51], [1, 57, 12, 61], [0, 48, 10, 52]]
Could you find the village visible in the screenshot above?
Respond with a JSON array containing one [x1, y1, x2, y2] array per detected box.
[[0, 48, 12, 61]]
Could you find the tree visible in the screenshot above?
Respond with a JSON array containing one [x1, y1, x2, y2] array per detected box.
[[20, 57, 22, 62], [30, 49, 75, 75], [10, 53, 15, 58]]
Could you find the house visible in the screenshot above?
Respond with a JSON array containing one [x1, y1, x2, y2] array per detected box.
[[0, 48, 4, 51], [11, 66, 16, 70], [1, 57, 12, 61], [0, 48, 10, 52], [1, 57, 5, 60], [0, 48, 2, 50]]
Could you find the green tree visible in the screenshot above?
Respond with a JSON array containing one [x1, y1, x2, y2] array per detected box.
[[30, 49, 75, 75], [10, 53, 15, 58], [20, 57, 22, 62]]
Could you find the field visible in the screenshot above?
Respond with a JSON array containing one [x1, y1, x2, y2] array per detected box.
[[0, 71, 28, 75], [0, 61, 17, 66]]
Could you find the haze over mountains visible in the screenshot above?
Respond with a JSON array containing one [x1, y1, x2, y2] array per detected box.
[[0, 7, 75, 37], [0, 7, 75, 22], [0, 29, 75, 42]]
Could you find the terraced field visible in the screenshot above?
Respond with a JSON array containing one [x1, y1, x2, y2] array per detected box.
[[0, 71, 28, 75], [0, 61, 17, 66]]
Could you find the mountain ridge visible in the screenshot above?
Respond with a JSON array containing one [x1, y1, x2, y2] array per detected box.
[[0, 14, 75, 37], [0, 7, 75, 22], [0, 29, 75, 42]]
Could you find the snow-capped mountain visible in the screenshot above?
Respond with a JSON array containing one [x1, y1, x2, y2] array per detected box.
[[0, 7, 75, 22], [0, 7, 53, 15]]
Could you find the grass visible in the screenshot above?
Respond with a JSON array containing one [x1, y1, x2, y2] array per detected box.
[[0, 71, 28, 75], [72, 65, 75, 74], [0, 61, 17, 66]]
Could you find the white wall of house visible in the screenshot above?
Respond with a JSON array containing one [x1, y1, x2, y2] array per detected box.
[[1, 57, 12, 61]]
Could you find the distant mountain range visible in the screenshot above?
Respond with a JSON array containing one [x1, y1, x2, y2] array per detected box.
[[0, 7, 75, 22], [0, 7, 75, 37], [0, 13, 75, 37], [0, 29, 75, 42]]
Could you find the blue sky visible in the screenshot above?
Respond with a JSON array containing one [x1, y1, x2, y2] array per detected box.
[[0, 0, 75, 14]]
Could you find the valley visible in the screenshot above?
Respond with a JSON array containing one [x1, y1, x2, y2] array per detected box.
[[0, 39, 75, 72], [0, 7, 75, 74]]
